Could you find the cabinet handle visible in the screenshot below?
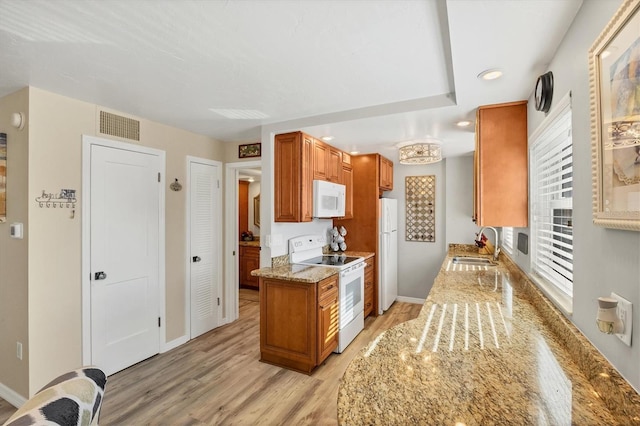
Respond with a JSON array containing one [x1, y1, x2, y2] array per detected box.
[[326, 284, 334, 290]]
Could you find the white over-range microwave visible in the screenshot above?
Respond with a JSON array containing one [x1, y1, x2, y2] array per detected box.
[[313, 180, 346, 218]]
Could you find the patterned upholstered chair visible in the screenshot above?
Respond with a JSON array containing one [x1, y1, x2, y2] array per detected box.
[[3, 367, 107, 426]]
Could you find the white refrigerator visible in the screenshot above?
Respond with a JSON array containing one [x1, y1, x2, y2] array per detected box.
[[378, 198, 398, 314]]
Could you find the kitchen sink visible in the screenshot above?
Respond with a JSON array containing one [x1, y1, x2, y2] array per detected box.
[[451, 256, 496, 266]]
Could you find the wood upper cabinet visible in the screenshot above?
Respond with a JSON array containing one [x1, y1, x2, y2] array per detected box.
[[313, 139, 329, 181], [274, 132, 313, 222], [379, 155, 393, 191], [474, 101, 528, 227], [341, 163, 353, 219], [239, 245, 260, 289], [364, 255, 375, 318], [260, 274, 339, 374], [313, 139, 342, 183], [327, 145, 342, 183], [275, 131, 352, 222]]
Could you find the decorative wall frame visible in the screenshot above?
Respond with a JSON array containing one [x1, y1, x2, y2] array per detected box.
[[589, 0, 640, 231], [405, 175, 435, 242], [0, 133, 6, 223], [239, 142, 261, 158]]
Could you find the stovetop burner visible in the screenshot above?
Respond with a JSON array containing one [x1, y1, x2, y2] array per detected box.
[[297, 254, 362, 267]]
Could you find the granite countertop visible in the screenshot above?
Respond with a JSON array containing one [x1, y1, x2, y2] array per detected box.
[[337, 245, 640, 425], [251, 263, 337, 283], [239, 240, 260, 247], [251, 251, 375, 283]]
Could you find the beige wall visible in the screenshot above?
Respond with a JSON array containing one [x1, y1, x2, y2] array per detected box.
[[0, 86, 224, 397], [0, 88, 30, 398]]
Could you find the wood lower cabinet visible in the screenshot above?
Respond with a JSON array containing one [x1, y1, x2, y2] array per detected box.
[[239, 245, 260, 289], [474, 101, 528, 227], [364, 256, 375, 318], [260, 274, 339, 374]]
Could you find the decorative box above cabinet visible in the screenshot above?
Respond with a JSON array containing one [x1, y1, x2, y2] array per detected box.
[[473, 101, 528, 227]]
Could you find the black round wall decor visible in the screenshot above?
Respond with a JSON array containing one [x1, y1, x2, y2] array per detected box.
[[534, 71, 553, 113]]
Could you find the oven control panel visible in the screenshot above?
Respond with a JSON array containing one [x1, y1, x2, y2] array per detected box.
[[289, 234, 326, 253]]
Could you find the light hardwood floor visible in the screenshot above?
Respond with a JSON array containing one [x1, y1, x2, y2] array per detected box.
[[0, 289, 422, 425]]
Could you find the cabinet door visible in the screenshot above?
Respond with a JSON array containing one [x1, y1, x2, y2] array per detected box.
[[364, 256, 375, 318], [341, 164, 353, 219], [243, 246, 260, 289], [317, 276, 339, 362], [313, 139, 329, 181], [301, 134, 314, 222], [260, 278, 317, 373], [379, 156, 393, 191], [327, 146, 342, 183], [475, 101, 528, 227], [274, 132, 313, 223]]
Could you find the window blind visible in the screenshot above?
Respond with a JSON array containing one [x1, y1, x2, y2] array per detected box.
[[530, 95, 573, 298]]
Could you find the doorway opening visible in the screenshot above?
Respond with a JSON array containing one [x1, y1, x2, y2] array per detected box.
[[224, 160, 261, 322]]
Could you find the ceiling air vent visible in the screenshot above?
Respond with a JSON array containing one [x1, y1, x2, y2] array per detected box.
[[99, 111, 140, 141]]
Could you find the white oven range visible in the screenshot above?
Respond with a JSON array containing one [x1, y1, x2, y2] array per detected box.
[[289, 235, 365, 353]]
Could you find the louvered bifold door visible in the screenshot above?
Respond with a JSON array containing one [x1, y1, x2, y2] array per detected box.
[[189, 161, 219, 337]]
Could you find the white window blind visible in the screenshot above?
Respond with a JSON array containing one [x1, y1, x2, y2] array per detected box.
[[530, 94, 573, 298], [502, 227, 514, 253]]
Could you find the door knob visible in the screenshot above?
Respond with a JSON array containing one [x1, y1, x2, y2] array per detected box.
[[94, 271, 107, 280], [192, 256, 201, 262]]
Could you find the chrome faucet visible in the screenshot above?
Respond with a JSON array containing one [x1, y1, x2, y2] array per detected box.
[[476, 226, 501, 261]]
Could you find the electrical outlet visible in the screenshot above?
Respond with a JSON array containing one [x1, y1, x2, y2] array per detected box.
[[611, 292, 632, 347], [16, 342, 22, 360]]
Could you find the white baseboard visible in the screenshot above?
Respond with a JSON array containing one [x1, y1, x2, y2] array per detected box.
[[162, 335, 189, 353], [396, 296, 425, 305], [0, 382, 27, 408]]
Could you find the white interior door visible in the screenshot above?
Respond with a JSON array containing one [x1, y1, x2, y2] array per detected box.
[[90, 144, 161, 375], [189, 159, 220, 338]]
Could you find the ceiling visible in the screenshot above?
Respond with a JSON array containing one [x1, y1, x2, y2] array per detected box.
[[0, 0, 583, 160]]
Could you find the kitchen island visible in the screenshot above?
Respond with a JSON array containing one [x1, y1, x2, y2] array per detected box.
[[338, 245, 640, 425], [252, 251, 375, 374]]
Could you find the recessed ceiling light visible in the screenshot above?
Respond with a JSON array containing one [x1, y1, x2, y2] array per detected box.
[[456, 120, 472, 127], [477, 69, 503, 81], [350, 151, 359, 155], [209, 108, 269, 119], [321, 136, 334, 141]]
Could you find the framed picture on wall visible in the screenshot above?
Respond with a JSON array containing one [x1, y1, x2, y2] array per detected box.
[[239, 142, 261, 158], [589, 0, 640, 231]]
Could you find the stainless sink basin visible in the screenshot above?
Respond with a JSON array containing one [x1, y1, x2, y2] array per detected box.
[[451, 256, 495, 266]]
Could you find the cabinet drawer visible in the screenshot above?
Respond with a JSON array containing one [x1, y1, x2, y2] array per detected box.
[[319, 276, 338, 300], [364, 294, 374, 317]]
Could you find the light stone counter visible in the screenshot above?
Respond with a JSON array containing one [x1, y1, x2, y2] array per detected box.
[[337, 245, 640, 425], [251, 263, 337, 283], [251, 251, 374, 283]]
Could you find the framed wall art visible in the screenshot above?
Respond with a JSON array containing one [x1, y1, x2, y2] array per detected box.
[[405, 175, 436, 242], [589, 0, 640, 231], [239, 142, 261, 158]]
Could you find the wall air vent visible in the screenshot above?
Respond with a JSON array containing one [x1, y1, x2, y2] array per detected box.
[[99, 111, 140, 141]]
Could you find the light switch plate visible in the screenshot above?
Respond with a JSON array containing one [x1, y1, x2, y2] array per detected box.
[[611, 292, 632, 346]]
